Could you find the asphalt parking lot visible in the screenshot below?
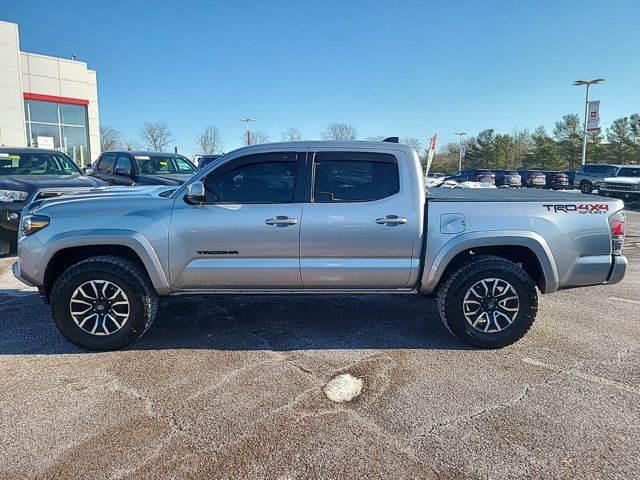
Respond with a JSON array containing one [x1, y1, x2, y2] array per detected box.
[[1, 209, 639, 479]]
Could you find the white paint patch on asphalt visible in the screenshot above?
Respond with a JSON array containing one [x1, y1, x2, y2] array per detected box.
[[608, 297, 640, 305], [324, 374, 364, 403], [522, 357, 640, 395]]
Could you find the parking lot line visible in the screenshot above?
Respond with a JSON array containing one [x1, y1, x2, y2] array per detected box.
[[608, 296, 640, 305]]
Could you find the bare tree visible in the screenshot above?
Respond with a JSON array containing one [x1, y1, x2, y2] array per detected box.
[[321, 123, 358, 141], [100, 126, 121, 151], [401, 137, 425, 157], [139, 122, 174, 151], [122, 139, 139, 150], [243, 130, 269, 146], [281, 127, 303, 142], [365, 135, 385, 141], [197, 126, 223, 154]]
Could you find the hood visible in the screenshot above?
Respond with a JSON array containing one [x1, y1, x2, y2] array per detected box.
[[27, 185, 176, 213], [603, 176, 640, 185], [0, 175, 107, 198], [136, 173, 193, 185]]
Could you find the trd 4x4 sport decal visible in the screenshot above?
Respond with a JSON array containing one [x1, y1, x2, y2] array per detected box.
[[543, 204, 609, 214]]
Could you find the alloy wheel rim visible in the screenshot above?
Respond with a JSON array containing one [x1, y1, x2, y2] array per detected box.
[[463, 278, 520, 333], [69, 280, 130, 336]]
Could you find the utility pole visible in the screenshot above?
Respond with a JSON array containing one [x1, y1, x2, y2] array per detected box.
[[239, 118, 254, 146], [453, 132, 466, 171], [573, 78, 604, 166]]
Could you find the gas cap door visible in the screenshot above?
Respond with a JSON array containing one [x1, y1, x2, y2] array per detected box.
[[440, 213, 466, 234]]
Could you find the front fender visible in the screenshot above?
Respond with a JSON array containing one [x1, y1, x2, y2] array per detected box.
[[21, 229, 171, 294], [420, 230, 559, 294]]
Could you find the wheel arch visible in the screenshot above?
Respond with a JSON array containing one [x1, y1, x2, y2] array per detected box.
[[421, 231, 559, 295], [40, 231, 171, 301]]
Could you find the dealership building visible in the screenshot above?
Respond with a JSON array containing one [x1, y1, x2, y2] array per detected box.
[[0, 20, 100, 166]]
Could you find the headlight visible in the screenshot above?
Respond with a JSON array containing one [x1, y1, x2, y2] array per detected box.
[[21, 215, 50, 236], [0, 190, 28, 203]]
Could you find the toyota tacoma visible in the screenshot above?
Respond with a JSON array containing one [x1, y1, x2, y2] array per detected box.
[[13, 141, 628, 350]]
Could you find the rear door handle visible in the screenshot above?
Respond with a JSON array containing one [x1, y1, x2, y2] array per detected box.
[[375, 215, 408, 225], [265, 215, 298, 226]]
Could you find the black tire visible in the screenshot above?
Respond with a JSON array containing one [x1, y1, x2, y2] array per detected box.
[[580, 180, 593, 194], [50, 255, 158, 351], [437, 255, 538, 348]]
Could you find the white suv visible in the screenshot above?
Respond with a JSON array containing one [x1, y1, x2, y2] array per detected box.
[[600, 166, 640, 202]]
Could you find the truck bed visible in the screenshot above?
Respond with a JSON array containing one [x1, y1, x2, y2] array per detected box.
[[426, 188, 604, 203]]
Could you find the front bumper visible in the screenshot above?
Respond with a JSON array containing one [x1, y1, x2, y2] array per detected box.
[[12, 261, 35, 287], [607, 255, 628, 286], [0, 204, 23, 243], [600, 189, 640, 201]]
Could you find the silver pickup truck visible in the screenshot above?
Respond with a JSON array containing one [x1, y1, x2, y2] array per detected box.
[[13, 141, 628, 351]]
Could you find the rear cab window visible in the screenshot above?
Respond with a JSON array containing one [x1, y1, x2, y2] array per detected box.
[[312, 151, 399, 203]]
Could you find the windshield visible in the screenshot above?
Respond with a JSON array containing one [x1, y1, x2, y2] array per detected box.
[[0, 152, 79, 176], [617, 167, 640, 178], [134, 155, 197, 175]]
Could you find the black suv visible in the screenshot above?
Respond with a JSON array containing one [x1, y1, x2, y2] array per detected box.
[[0, 147, 106, 255], [88, 151, 198, 186]]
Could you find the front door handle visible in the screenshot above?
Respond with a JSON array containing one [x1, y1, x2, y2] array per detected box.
[[265, 215, 298, 226], [375, 215, 408, 226]]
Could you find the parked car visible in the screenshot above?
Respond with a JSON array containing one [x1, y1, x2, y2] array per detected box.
[[0, 147, 107, 255], [517, 170, 546, 188], [563, 170, 577, 189], [492, 170, 521, 187], [198, 154, 223, 169], [543, 171, 570, 190], [574, 163, 620, 194], [13, 141, 627, 351], [444, 169, 495, 184], [87, 151, 198, 186], [599, 166, 640, 202]]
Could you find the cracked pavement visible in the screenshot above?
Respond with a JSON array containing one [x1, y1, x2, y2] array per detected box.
[[0, 211, 638, 479]]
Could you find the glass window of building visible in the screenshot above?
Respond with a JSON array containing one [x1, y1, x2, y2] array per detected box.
[[24, 99, 90, 167]]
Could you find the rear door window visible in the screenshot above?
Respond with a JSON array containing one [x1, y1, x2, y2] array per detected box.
[[114, 155, 132, 174], [313, 152, 399, 202]]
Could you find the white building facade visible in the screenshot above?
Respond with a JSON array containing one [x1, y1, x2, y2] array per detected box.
[[0, 20, 100, 166]]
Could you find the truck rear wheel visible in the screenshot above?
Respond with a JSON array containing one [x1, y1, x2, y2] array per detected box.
[[50, 255, 158, 351], [437, 255, 538, 348]]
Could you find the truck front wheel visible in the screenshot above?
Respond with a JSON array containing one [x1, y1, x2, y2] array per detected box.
[[437, 256, 538, 348], [50, 255, 158, 351]]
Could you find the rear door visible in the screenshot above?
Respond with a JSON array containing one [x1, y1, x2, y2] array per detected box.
[[168, 151, 305, 289], [299, 149, 416, 288]]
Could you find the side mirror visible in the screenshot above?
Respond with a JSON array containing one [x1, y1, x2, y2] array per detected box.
[[185, 181, 205, 204], [84, 167, 95, 175], [115, 167, 131, 176]]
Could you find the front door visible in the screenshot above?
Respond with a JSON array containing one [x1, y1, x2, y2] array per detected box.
[[168, 151, 305, 289], [111, 154, 135, 185], [300, 149, 416, 288]]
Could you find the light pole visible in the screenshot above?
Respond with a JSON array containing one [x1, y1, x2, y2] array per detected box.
[[453, 132, 466, 171], [573, 78, 604, 166], [239, 118, 254, 146]]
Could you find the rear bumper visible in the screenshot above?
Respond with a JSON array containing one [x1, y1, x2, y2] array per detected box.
[[607, 255, 627, 286]]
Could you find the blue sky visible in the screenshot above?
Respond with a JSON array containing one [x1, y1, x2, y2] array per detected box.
[[4, 0, 640, 156]]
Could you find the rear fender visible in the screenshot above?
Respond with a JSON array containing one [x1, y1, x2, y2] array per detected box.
[[420, 230, 559, 294]]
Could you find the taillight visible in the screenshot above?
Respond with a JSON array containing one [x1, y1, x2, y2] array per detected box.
[[608, 211, 626, 255]]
